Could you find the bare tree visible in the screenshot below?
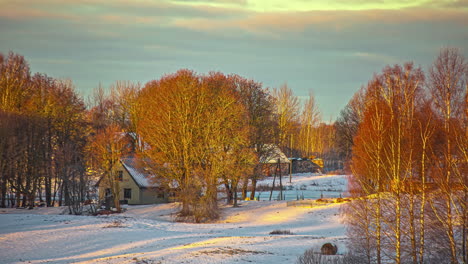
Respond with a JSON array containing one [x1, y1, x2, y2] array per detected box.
[[109, 81, 141, 135], [228, 75, 276, 200], [90, 124, 129, 213], [272, 83, 299, 151], [428, 48, 467, 263], [298, 91, 321, 157], [0, 52, 89, 211], [138, 70, 251, 222], [347, 63, 425, 264], [335, 87, 365, 164]]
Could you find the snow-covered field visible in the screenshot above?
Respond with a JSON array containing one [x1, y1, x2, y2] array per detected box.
[[247, 173, 348, 201], [0, 174, 349, 264]]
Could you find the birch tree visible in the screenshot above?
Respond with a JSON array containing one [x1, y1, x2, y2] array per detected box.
[[298, 92, 321, 157], [428, 47, 467, 263], [347, 63, 425, 264], [272, 83, 299, 150]]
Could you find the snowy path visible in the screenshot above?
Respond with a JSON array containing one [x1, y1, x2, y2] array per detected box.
[[0, 174, 349, 264]]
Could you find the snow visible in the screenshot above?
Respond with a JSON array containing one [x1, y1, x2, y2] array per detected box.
[[0, 174, 349, 264], [247, 173, 348, 201], [121, 157, 159, 188], [259, 144, 290, 164]]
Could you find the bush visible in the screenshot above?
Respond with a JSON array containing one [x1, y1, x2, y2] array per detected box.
[[269, 229, 294, 235], [297, 248, 363, 264], [297, 249, 339, 264]]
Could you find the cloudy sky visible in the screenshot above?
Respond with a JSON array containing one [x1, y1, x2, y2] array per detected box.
[[1, 0, 467, 118]]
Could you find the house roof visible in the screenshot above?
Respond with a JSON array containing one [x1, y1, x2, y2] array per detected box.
[[121, 157, 159, 188], [259, 144, 291, 164]]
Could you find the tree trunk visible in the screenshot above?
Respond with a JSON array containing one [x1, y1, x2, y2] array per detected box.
[[233, 182, 238, 207], [225, 183, 233, 205], [45, 176, 52, 207], [249, 178, 258, 200], [241, 177, 248, 200], [0, 175, 6, 208]]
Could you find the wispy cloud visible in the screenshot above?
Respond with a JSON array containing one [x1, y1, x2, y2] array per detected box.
[[1, 0, 466, 35], [168, 0, 467, 11], [0, 5, 80, 21], [351, 52, 399, 64], [170, 8, 468, 35], [98, 14, 162, 25]]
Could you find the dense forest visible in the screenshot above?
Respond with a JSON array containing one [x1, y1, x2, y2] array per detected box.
[[0, 48, 467, 262]]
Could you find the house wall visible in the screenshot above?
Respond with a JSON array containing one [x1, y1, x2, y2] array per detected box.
[[140, 188, 168, 204], [97, 163, 168, 205], [118, 166, 141, 205]]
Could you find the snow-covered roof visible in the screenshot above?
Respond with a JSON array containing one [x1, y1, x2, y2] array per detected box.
[[259, 144, 291, 164], [121, 157, 159, 188]]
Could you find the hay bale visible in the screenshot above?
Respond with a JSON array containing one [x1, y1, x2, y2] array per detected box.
[[321, 243, 338, 255]]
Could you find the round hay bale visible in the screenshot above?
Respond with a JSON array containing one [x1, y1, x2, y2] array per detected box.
[[321, 243, 337, 255]]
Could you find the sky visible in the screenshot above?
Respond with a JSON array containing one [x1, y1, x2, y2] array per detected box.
[[1, 0, 467, 119]]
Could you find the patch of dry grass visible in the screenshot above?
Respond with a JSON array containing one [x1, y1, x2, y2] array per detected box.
[[269, 229, 294, 235], [198, 247, 271, 256], [103, 220, 126, 228]]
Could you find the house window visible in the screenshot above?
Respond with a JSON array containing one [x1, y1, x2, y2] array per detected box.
[[117, 171, 123, 181], [105, 188, 112, 197], [124, 188, 132, 199]]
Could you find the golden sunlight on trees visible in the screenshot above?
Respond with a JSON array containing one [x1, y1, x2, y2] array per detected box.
[[229, 75, 276, 201], [273, 83, 299, 151], [428, 47, 467, 263], [90, 124, 129, 213], [109, 81, 141, 138], [0, 52, 30, 113], [335, 88, 365, 165], [87, 81, 140, 213], [0, 52, 88, 212], [298, 92, 321, 158], [138, 70, 253, 222], [345, 48, 468, 264]]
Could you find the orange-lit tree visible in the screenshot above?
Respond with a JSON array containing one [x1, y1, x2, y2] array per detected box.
[[90, 124, 129, 213], [0, 52, 88, 211], [228, 75, 276, 200], [427, 48, 467, 263], [138, 70, 251, 222], [347, 63, 425, 264]]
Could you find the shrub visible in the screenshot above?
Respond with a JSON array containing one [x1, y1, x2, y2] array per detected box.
[[269, 229, 294, 235], [297, 248, 363, 264], [297, 249, 339, 264]]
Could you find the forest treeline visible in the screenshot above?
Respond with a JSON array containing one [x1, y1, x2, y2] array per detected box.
[[0, 53, 88, 212], [0, 52, 336, 218], [343, 48, 468, 263]]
